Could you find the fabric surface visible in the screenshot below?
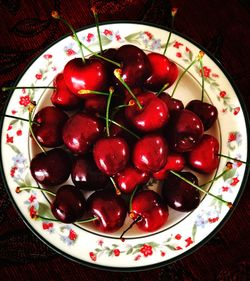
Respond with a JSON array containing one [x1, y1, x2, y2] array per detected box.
[[0, 0, 249, 280]]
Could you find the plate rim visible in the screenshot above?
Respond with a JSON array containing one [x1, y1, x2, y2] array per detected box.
[[0, 20, 249, 272]]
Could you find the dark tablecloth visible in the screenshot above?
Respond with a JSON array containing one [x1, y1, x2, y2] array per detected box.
[[0, 0, 249, 280]]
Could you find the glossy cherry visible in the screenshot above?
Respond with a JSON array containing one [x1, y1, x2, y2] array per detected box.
[[131, 189, 169, 232], [51, 73, 82, 110], [145, 52, 178, 91], [114, 165, 150, 194], [83, 95, 107, 115], [167, 109, 204, 152], [51, 185, 86, 223], [133, 134, 168, 173], [125, 92, 169, 132], [93, 136, 129, 176], [187, 134, 219, 174], [30, 148, 71, 186], [63, 112, 104, 154], [32, 106, 68, 148], [159, 92, 184, 114], [185, 100, 218, 131], [71, 154, 109, 190], [153, 153, 186, 180], [86, 189, 127, 232], [162, 172, 200, 212]]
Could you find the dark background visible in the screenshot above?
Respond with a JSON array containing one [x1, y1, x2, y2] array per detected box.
[[0, 0, 249, 280]]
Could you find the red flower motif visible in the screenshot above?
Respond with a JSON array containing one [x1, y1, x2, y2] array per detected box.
[[89, 252, 97, 261], [35, 73, 42, 80], [233, 107, 240, 115], [98, 239, 104, 246], [10, 166, 17, 177], [116, 34, 121, 41], [173, 41, 183, 48], [230, 177, 239, 186], [69, 229, 77, 241], [212, 73, 219, 78], [236, 161, 242, 167], [43, 54, 52, 59], [175, 246, 183, 250], [219, 91, 226, 98], [185, 47, 190, 52], [134, 254, 141, 261], [140, 244, 153, 257], [42, 222, 53, 230], [144, 31, 153, 40], [185, 237, 193, 247], [6, 134, 13, 143], [228, 132, 236, 142], [161, 251, 166, 257], [176, 52, 182, 58], [104, 29, 112, 36], [29, 205, 37, 219], [28, 194, 36, 203], [222, 186, 229, 192], [200, 66, 211, 78], [11, 110, 17, 115], [208, 217, 219, 223], [16, 129, 22, 136], [7, 125, 12, 131], [66, 49, 76, 56], [86, 33, 94, 42], [19, 95, 30, 107], [175, 234, 182, 240], [113, 249, 120, 256]]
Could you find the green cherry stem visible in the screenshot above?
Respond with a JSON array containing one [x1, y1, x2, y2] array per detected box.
[[163, 7, 178, 55], [91, 6, 103, 53], [16, 186, 55, 196], [78, 89, 109, 96], [217, 154, 249, 165], [2, 86, 55, 92], [114, 69, 143, 110], [106, 87, 114, 137], [199, 52, 205, 102], [0, 113, 39, 125], [156, 83, 169, 97], [200, 168, 230, 187], [109, 177, 121, 195], [52, 11, 86, 63], [169, 170, 233, 208]]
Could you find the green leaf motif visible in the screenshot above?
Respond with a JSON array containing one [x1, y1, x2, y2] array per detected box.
[[7, 143, 21, 154], [125, 32, 141, 42], [126, 248, 133, 255], [38, 202, 53, 218], [192, 223, 197, 241], [223, 168, 236, 182]]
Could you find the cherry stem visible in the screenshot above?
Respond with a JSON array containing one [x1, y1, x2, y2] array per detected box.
[[97, 114, 140, 139], [163, 7, 178, 55], [119, 216, 142, 241], [109, 177, 121, 195], [217, 154, 249, 165], [199, 56, 205, 102], [169, 170, 233, 208], [16, 186, 55, 197], [114, 69, 143, 110], [2, 86, 55, 92], [129, 185, 141, 213], [200, 168, 230, 187], [28, 103, 47, 155], [91, 7, 103, 53], [52, 11, 85, 63], [156, 83, 169, 97], [105, 87, 114, 137], [78, 89, 109, 96], [35, 214, 98, 224], [0, 113, 39, 125]]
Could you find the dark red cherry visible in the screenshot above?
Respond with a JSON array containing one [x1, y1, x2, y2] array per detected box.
[[63, 57, 109, 97], [51, 73, 82, 110], [93, 137, 129, 176], [185, 100, 218, 130], [133, 134, 168, 173], [83, 95, 107, 115], [145, 52, 178, 91], [51, 185, 86, 223], [115, 44, 151, 88], [162, 172, 200, 212], [30, 148, 71, 186], [87, 189, 127, 232], [153, 153, 186, 180], [131, 189, 169, 232], [114, 165, 150, 194], [71, 154, 109, 190], [167, 109, 204, 152], [187, 134, 219, 174], [63, 112, 104, 154], [159, 93, 184, 114], [125, 92, 169, 132], [32, 106, 68, 148]]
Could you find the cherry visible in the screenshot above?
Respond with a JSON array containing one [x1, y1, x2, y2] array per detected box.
[[153, 153, 186, 180], [51, 185, 86, 223], [162, 171, 200, 212], [62, 112, 104, 154], [114, 165, 150, 194], [167, 109, 204, 152], [30, 148, 71, 186], [63, 57, 109, 97], [125, 92, 169, 133], [71, 154, 109, 190], [83, 95, 107, 115], [185, 100, 218, 131], [145, 53, 178, 91], [51, 73, 82, 110], [133, 134, 168, 173], [130, 189, 169, 232], [93, 136, 129, 176], [115, 44, 151, 88], [159, 92, 184, 114], [86, 189, 127, 232], [32, 106, 68, 148], [187, 134, 219, 174]]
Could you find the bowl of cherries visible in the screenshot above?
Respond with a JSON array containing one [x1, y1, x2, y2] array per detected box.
[[0, 10, 249, 271]]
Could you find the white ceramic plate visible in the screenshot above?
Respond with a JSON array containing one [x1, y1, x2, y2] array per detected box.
[[1, 22, 249, 271]]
